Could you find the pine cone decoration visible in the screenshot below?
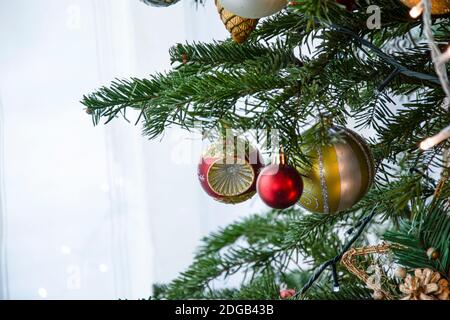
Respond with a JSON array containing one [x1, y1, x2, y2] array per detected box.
[[399, 268, 449, 300], [215, 0, 258, 44]]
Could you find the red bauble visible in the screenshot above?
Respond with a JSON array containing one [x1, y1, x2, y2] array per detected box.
[[198, 139, 264, 204], [280, 288, 296, 299], [257, 164, 303, 209]]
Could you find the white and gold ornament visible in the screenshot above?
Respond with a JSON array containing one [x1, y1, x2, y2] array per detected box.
[[298, 125, 375, 214], [220, 0, 287, 19], [216, 0, 259, 44]]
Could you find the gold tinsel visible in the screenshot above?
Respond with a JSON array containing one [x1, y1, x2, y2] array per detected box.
[[400, 0, 450, 15], [342, 244, 450, 300], [399, 268, 450, 300], [215, 0, 259, 44], [341, 243, 394, 300]]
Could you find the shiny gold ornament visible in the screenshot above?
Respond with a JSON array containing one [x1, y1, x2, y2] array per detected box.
[[297, 125, 375, 214], [399, 268, 450, 300], [216, 0, 259, 44], [400, 0, 450, 15]]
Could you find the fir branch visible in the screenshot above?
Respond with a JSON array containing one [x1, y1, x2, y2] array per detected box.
[[384, 199, 450, 275], [158, 208, 361, 299], [323, 22, 446, 86]]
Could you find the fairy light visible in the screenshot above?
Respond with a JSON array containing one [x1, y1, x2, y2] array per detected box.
[[331, 263, 340, 293], [420, 125, 450, 150], [409, 2, 424, 18]]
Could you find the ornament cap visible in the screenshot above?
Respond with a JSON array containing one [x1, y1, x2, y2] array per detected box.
[[272, 148, 286, 166]]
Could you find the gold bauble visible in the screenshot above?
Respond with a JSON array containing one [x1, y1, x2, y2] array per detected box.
[[215, 0, 259, 44], [297, 126, 375, 214], [400, 0, 450, 15]]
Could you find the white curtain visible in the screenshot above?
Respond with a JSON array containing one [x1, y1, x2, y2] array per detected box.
[[0, 0, 265, 300]]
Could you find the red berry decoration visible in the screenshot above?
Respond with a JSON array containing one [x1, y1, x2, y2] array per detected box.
[[257, 153, 303, 209], [198, 137, 264, 204], [280, 288, 296, 299]]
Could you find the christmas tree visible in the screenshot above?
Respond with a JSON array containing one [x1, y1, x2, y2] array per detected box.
[[82, 0, 449, 300]]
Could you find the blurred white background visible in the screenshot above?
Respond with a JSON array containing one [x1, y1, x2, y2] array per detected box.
[[0, 0, 266, 299]]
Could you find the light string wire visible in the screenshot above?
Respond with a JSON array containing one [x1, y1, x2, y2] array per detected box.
[[322, 21, 446, 86], [294, 207, 378, 298], [292, 11, 449, 296], [292, 5, 450, 150], [320, 18, 450, 152]]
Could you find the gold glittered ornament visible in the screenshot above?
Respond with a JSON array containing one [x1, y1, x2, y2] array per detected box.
[[399, 268, 450, 300], [216, 0, 259, 44], [400, 0, 450, 15], [297, 125, 375, 214]]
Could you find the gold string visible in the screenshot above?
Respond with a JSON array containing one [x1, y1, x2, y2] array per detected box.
[[341, 243, 395, 300]]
